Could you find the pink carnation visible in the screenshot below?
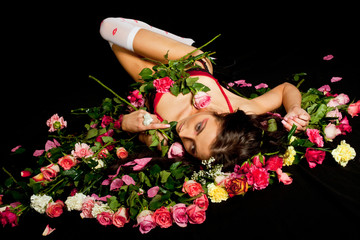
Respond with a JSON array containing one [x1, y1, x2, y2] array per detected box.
[[153, 77, 174, 93], [46, 114, 67, 132], [306, 128, 324, 147], [127, 90, 145, 108], [71, 142, 94, 158]]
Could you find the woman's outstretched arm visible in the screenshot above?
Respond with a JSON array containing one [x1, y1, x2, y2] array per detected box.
[[246, 82, 310, 131]]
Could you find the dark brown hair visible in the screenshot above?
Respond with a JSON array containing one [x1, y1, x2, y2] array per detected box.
[[211, 110, 287, 171]]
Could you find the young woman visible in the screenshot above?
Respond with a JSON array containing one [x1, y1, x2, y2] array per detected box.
[[99, 17, 310, 167]]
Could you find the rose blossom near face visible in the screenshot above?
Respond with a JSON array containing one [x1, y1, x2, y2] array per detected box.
[[176, 111, 221, 160]]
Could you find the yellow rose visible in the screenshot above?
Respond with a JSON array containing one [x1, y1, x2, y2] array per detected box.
[[331, 140, 356, 167], [207, 183, 228, 203]]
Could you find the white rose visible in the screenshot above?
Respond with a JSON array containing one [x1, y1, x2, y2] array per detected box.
[[65, 193, 87, 211], [30, 194, 53, 214]]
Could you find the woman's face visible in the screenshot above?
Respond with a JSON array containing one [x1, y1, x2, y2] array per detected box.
[[176, 111, 221, 160]]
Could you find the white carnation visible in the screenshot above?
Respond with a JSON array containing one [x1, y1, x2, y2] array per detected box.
[[65, 193, 87, 211], [91, 202, 113, 218], [30, 194, 53, 214]]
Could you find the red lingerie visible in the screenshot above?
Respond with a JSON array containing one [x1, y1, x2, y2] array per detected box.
[[153, 70, 234, 121]]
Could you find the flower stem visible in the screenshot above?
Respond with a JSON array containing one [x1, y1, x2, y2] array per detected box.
[[89, 75, 138, 111]]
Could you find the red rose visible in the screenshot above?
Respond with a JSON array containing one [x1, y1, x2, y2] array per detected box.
[[46, 200, 64, 218], [225, 177, 248, 197], [304, 148, 326, 168], [245, 165, 270, 190], [153, 77, 174, 93], [152, 206, 172, 228], [182, 180, 204, 197], [186, 204, 206, 224]]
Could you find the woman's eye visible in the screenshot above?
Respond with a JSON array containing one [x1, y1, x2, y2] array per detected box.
[[191, 144, 196, 154], [195, 122, 202, 132]]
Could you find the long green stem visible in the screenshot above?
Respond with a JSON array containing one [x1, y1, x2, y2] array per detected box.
[[89, 75, 138, 111], [180, 34, 221, 61]]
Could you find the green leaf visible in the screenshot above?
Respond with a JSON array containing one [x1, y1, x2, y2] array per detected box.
[[310, 103, 328, 124], [267, 118, 277, 132], [170, 161, 182, 171], [170, 84, 180, 96], [107, 196, 121, 211], [160, 170, 171, 184], [86, 128, 98, 139], [101, 136, 114, 143], [186, 77, 198, 87], [139, 68, 153, 80]]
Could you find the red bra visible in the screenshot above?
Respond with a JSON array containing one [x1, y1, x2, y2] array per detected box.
[[153, 70, 234, 121]]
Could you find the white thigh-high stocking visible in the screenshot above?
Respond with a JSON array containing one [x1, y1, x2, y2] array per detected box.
[[99, 17, 194, 51]]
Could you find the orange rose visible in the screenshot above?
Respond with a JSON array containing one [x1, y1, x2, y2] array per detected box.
[[225, 177, 248, 197], [116, 147, 128, 159], [46, 200, 64, 218]]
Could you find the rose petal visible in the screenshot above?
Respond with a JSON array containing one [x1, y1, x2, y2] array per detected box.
[[147, 186, 159, 198], [110, 178, 124, 191], [323, 54, 334, 60], [33, 149, 45, 157], [42, 224, 56, 236], [331, 77, 342, 83], [122, 175, 136, 186]]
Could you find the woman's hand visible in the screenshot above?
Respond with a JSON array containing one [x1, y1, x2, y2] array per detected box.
[[121, 110, 170, 133], [282, 106, 310, 132]]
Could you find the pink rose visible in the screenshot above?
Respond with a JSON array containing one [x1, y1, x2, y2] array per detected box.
[[97, 211, 113, 226], [276, 169, 293, 185], [71, 142, 94, 159], [182, 180, 204, 197], [135, 210, 156, 234], [193, 194, 209, 210], [327, 93, 350, 107], [152, 206, 172, 228], [347, 100, 360, 118], [80, 197, 95, 219], [112, 207, 129, 228], [193, 91, 211, 109], [46, 200, 64, 218], [116, 147, 128, 159], [324, 123, 341, 140], [171, 203, 188, 227], [58, 155, 77, 170], [153, 77, 174, 93], [245, 165, 270, 190], [265, 155, 283, 171], [46, 113, 67, 132], [186, 204, 206, 224], [306, 128, 324, 147], [40, 163, 60, 181], [167, 142, 185, 158], [304, 148, 326, 168], [326, 108, 342, 121]]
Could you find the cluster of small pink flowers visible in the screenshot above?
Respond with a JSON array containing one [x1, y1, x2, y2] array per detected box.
[[127, 90, 145, 108]]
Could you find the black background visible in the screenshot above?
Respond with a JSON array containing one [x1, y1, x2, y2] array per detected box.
[[1, 3, 360, 239]]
